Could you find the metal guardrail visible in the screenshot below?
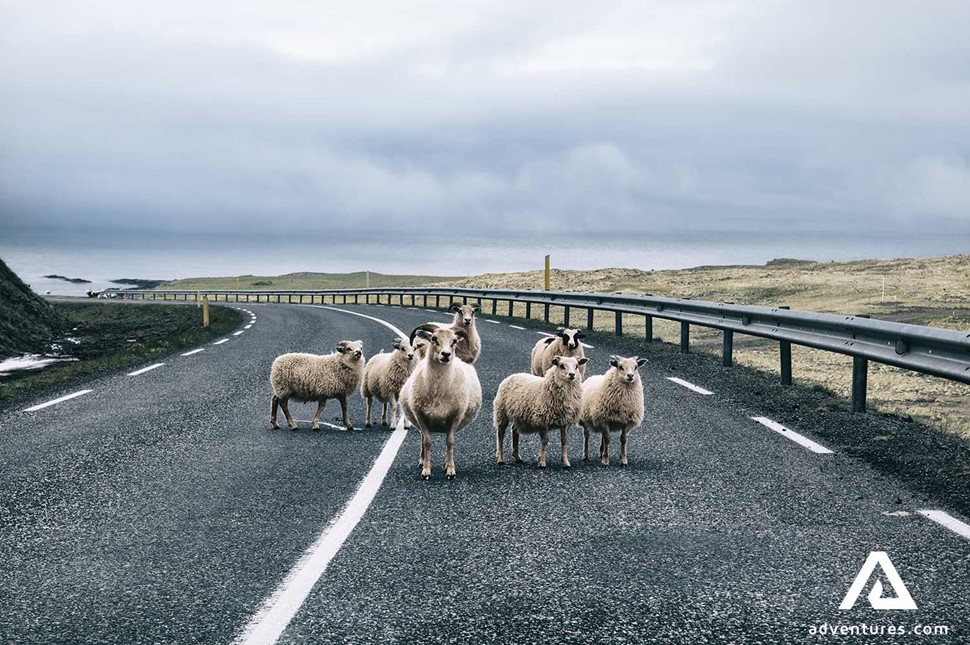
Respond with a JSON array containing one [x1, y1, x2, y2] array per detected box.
[[121, 287, 970, 412]]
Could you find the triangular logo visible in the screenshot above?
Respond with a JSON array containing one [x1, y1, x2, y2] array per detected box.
[[839, 551, 917, 610]]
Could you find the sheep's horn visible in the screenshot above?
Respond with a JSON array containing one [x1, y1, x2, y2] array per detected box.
[[410, 323, 439, 346], [453, 328, 469, 343]]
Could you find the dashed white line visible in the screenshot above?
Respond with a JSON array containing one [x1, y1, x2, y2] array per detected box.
[[213, 339, 230, 345], [484, 319, 500, 324], [24, 389, 93, 412], [666, 377, 713, 395], [509, 325, 526, 330], [751, 416, 833, 455], [233, 331, 245, 336], [424, 309, 435, 313], [535, 331, 594, 349], [917, 510, 970, 541], [127, 363, 165, 377], [245, 325, 253, 329], [181, 348, 205, 356]]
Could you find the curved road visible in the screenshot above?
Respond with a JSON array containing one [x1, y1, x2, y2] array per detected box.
[[1, 303, 968, 644]]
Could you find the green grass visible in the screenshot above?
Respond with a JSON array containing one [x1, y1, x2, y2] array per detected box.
[[161, 271, 457, 291], [0, 302, 243, 409]]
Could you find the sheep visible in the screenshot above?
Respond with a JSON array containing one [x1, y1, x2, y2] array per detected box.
[[360, 336, 419, 429], [493, 355, 589, 469], [531, 327, 587, 378], [270, 340, 365, 431], [580, 355, 646, 466], [420, 302, 481, 363], [399, 323, 482, 480]]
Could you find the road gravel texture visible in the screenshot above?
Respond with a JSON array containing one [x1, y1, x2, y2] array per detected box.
[[1, 303, 968, 644]]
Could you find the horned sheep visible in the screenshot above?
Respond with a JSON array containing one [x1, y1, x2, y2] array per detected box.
[[580, 355, 646, 466], [531, 327, 587, 378], [421, 302, 482, 364], [400, 324, 482, 480], [270, 340, 365, 431], [493, 355, 589, 469], [361, 336, 420, 429]]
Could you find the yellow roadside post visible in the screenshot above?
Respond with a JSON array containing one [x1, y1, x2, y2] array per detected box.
[[544, 254, 551, 291], [203, 295, 210, 328]]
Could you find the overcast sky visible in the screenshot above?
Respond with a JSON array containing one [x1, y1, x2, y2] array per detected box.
[[2, 0, 969, 244]]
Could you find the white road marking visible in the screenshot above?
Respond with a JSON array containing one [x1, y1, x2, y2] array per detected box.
[[484, 319, 500, 324], [213, 339, 230, 345], [127, 363, 165, 376], [424, 309, 435, 313], [236, 306, 412, 645], [245, 325, 253, 329], [917, 510, 970, 540], [233, 331, 245, 336], [751, 416, 833, 454], [24, 389, 93, 412], [535, 331, 594, 349], [666, 377, 713, 395], [509, 325, 526, 330], [181, 348, 205, 356]]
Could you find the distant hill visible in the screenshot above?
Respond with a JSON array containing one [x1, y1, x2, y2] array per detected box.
[[160, 271, 458, 291], [1, 258, 65, 357]]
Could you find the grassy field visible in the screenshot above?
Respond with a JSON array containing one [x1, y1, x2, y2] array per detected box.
[[0, 302, 243, 408], [156, 254, 969, 437]]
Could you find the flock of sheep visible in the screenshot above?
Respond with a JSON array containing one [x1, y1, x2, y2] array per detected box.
[[269, 303, 646, 479]]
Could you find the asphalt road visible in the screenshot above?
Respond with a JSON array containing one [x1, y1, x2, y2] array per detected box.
[[1, 302, 968, 644]]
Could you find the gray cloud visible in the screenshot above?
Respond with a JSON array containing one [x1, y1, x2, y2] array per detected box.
[[2, 0, 969, 243]]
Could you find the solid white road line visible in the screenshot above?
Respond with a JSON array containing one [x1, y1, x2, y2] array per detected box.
[[751, 416, 833, 455], [24, 389, 93, 412], [181, 349, 205, 356], [666, 377, 713, 395], [509, 325, 525, 330], [213, 339, 230, 345], [237, 305, 411, 645], [127, 363, 165, 377], [535, 331, 594, 349], [917, 510, 970, 541]]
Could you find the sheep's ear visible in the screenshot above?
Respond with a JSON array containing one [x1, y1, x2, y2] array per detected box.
[[453, 328, 469, 344], [542, 337, 555, 345], [450, 303, 462, 312], [472, 303, 481, 312], [636, 358, 648, 367], [392, 338, 403, 350], [609, 356, 619, 368], [551, 356, 561, 366], [576, 331, 586, 339], [410, 324, 439, 345], [578, 357, 589, 366], [335, 344, 346, 354], [555, 326, 567, 337]]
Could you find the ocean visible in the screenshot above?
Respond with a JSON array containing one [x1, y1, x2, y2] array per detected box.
[[1, 230, 966, 296]]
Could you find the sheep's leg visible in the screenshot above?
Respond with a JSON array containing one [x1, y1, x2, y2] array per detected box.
[[582, 424, 590, 461], [337, 394, 353, 430], [538, 428, 549, 469], [600, 428, 611, 466], [620, 422, 635, 467], [270, 395, 280, 429], [495, 421, 506, 464], [364, 395, 373, 428], [280, 397, 298, 430], [444, 427, 458, 480], [311, 398, 326, 431], [560, 426, 571, 469], [420, 428, 433, 480], [401, 403, 411, 429], [512, 426, 523, 464], [388, 395, 397, 428], [381, 401, 389, 426]]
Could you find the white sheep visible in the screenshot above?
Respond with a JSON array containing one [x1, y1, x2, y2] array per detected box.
[[580, 355, 646, 466], [493, 355, 589, 469], [400, 323, 482, 480], [270, 340, 365, 431], [360, 336, 419, 429], [421, 302, 481, 363], [531, 327, 587, 378]]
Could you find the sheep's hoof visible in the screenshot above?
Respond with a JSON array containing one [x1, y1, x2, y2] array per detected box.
[[382, 421, 389, 427], [514, 457, 524, 464], [312, 426, 320, 432], [538, 464, 547, 470], [446, 473, 456, 480], [563, 464, 571, 470], [496, 459, 505, 465], [620, 462, 628, 468], [421, 474, 431, 481], [270, 424, 279, 430], [365, 423, 372, 428], [346, 425, 354, 431], [290, 426, 299, 431]]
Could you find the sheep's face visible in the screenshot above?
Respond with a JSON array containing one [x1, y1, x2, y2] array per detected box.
[[550, 355, 588, 381], [336, 340, 365, 363], [418, 327, 466, 364], [392, 337, 416, 361], [413, 338, 429, 359], [556, 327, 586, 351], [609, 355, 647, 384], [450, 302, 480, 326]]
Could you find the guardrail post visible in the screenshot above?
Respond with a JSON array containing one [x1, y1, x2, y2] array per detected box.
[[508, 300, 514, 317], [780, 342, 792, 385], [615, 311, 623, 336], [526, 302, 532, 319], [644, 315, 653, 342], [435, 295, 441, 308], [722, 330, 733, 366], [852, 357, 868, 413], [587, 308, 594, 330], [680, 322, 689, 353], [563, 306, 570, 327], [543, 303, 550, 322]]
